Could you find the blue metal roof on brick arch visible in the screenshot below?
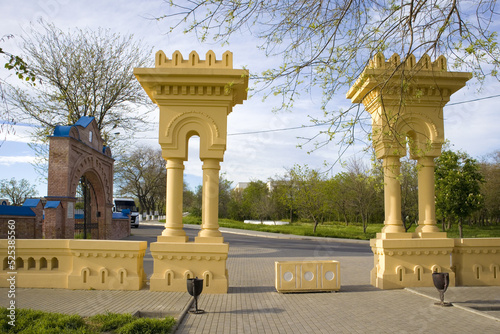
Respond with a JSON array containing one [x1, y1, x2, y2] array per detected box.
[[0, 205, 36, 217], [53, 125, 74, 137], [22, 198, 41, 207], [75, 116, 95, 128], [44, 201, 61, 209], [52, 116, 96, 138]]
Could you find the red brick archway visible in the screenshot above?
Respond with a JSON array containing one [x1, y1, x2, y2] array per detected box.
[[44, 117, 114, 239]]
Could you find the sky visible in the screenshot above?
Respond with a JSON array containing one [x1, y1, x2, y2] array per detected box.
[[1, 0, 500, 197]]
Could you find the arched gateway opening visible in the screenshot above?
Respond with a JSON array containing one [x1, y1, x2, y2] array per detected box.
[[44, 116, 114, 239]]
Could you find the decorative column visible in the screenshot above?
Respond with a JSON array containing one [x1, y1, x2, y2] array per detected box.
[[382, 156, 405, 234], [416, 156, 441, 235], [159, 158, 187, 242], [197, 159, 223, 241], [135, 50, 248, 293], [347, 53, 470, 289]]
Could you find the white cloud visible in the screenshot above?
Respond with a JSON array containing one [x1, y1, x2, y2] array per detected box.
[[2, 0, 499, 191], [0, 155, 36, 166]]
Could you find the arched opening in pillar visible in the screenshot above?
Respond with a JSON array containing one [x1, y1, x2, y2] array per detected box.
[[184, 135, 203, 217], [400, 133, 419, 233]]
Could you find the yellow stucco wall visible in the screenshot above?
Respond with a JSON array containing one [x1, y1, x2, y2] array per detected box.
[[1, 239, 147, 290]]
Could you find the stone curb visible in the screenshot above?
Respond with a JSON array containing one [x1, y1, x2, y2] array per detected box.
[[171, 297, 195, 333], [140, 222, 369, 245], [405, 288, 500, 323]]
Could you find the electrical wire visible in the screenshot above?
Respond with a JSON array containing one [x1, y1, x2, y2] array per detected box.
[[132, 93, 500, 139]]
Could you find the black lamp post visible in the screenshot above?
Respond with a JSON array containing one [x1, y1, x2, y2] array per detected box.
[[186, 277, 205, 314]]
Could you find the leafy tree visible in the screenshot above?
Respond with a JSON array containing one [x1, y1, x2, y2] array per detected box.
[[218, 173, 233, 218], [400, 158, 419, 231], [479, 151, 500, 224], [435, 149, 484, 238], [287, 165, 329, 233], [0, 178, 38, 206], [161, 1, 500, 152], [271, 174, 299, 223], [241, 180, 273, 221], [1, 34, 36, 144], [331, 173, 353, 225], [6, 22, 152, 167], [228, 186, 245, 221], [342, 158, 381, 233], [114, 146, 166, 215], [183, 182, 198, 215], [185, 174, 233, 218]]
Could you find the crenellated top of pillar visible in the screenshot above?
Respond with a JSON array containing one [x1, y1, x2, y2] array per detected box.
[[367, 52, 448, 72], [155, 50, 233, 69], [346, 52, 472, 160], [346, 52, 471, 105]]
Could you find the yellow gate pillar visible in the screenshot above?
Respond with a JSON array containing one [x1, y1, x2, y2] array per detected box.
[[347, 53, 471, 289], [382, 156, 405, 234], [135, 50, 248, 293], [416, 156, 440, 234], [163, 158, 186, 241], [198, 158, 223, 241]]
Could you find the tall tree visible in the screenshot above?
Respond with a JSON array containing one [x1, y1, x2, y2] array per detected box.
[[1, 34, 36, 144], [479, 150, 500, 224], [287, 165, 329, 233], [241, 180, 273, 221], [218, 173, 233, 218], [435, 149, 484, 237], [331, 173, 353, 225], [6, 22, 152, 162], [114, 146, 166, 215], [0, 178, 38, 206], [343, 158, 380, 233], [400, 158, 419, 231], [161, 1, 500, 152], [272, 173, 299, 223]]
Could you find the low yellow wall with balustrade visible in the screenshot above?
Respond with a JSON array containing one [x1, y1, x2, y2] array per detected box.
[[1, 239, 147, 290]]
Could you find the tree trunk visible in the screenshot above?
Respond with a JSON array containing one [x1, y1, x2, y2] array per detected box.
[[362, 214, 367, 234], [459, 217, 463, 238], [313, 219, 318, 233]]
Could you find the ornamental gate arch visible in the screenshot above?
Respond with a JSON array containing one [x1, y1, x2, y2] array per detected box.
[[347, 53, 473, 289], [44, 116, 114, 239], [135, 50, 248, 293]]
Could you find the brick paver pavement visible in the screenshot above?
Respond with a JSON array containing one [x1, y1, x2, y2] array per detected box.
[[2, 224, 499, 333], [177, 240, 500, 333]]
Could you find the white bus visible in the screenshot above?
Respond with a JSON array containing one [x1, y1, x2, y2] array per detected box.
[[113, 198, 140, 228]]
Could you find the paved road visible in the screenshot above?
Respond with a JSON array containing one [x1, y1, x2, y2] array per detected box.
[[3, 223, 499, 333], [127, 224, 373, 284]]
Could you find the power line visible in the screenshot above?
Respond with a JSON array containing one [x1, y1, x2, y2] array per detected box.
[[133, 93, 500, 139], [446, 93, 500, 106], [227, 122, 329, 136], [226, 93, 500, 136]]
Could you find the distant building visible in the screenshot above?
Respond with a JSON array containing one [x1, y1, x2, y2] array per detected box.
[[234, 182, 250, 191], [234, 181, 278, 192], [0, 199, 10, 206]]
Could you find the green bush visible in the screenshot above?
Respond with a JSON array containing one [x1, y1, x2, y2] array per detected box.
[[87, 312, 135, 332], [116, 317, 176, 334], [0, 308, 176, 334], [1, 308, 89, 333]]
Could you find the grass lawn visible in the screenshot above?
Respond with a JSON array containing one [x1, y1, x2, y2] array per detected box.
[[180, 216, 500, 240], [183, 216, 383, 240], [0, 308, 176, 334]]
